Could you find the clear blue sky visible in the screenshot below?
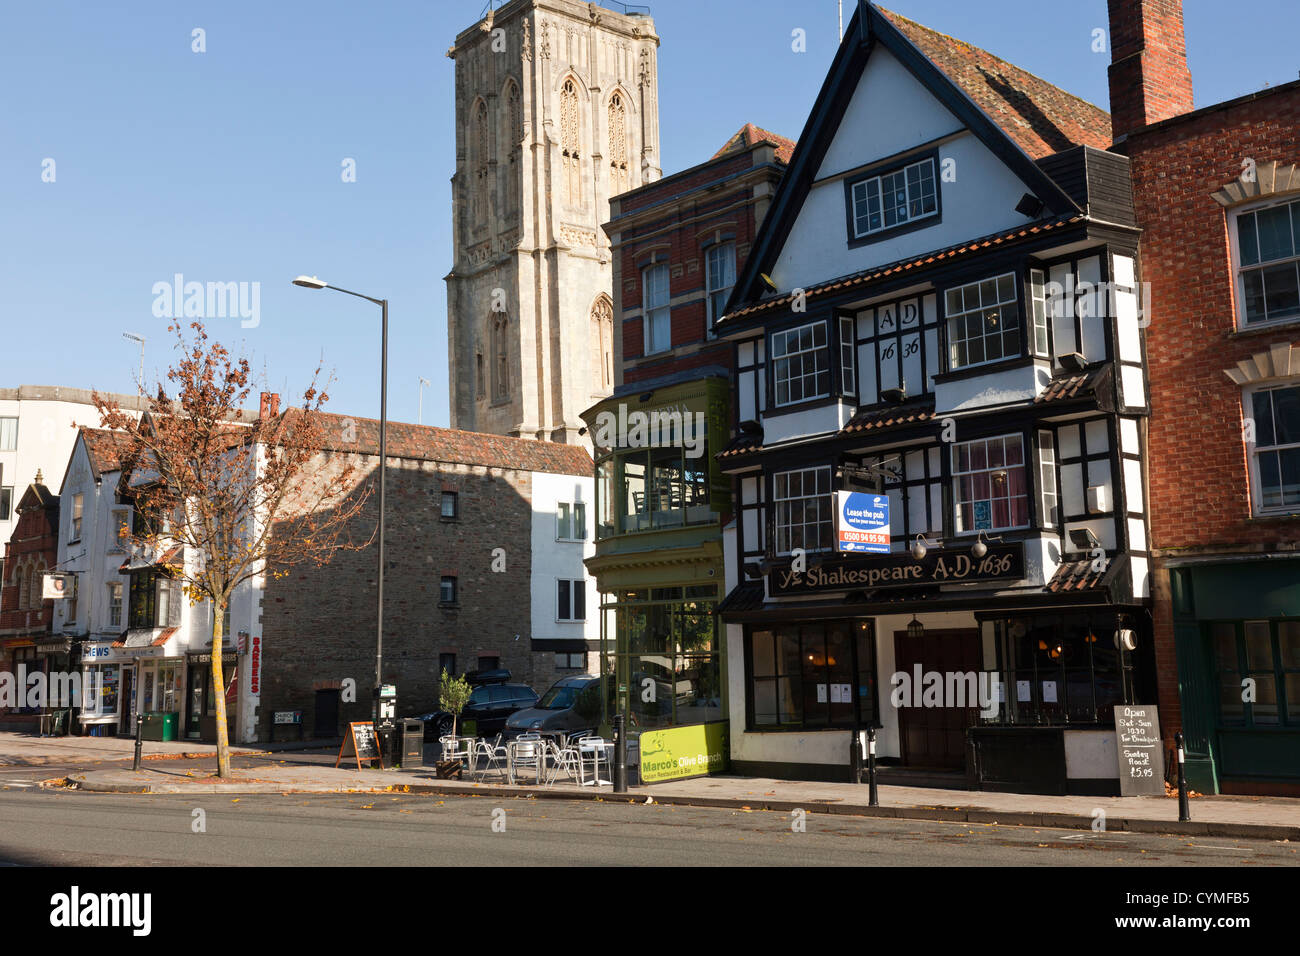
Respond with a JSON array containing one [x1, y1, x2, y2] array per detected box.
[[3, 0, 1296, 428]]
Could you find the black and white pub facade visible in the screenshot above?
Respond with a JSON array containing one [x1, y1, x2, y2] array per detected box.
[[713, 3, 1156, 794]]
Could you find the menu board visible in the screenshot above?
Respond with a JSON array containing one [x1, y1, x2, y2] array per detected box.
[[1114, 705, 1165, 796], [335, 721, 384, 770]]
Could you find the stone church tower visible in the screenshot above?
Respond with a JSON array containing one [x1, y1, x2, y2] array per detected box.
[[446, 0, 661, 444]]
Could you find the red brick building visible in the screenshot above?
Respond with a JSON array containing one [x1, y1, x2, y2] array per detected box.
[[1109, 0, 1300, 792], [0, 476, 59, 730], [580, 126, 791, 755]]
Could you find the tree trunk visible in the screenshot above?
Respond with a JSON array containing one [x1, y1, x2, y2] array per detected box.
[[211, 602, 231, 778]]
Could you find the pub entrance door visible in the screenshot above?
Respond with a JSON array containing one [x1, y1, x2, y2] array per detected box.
[[893, 628, 982, 770]]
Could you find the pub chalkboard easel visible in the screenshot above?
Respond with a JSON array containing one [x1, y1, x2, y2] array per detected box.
[[336, 721, 385, 770]]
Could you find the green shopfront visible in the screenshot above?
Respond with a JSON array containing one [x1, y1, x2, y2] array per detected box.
[[1168, 557, 1300, 794], [582, 376, 731, 783]]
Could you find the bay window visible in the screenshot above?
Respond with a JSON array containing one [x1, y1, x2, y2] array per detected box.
[[952, 434, 1029, 533], [771, 321, 829, 406], [773, 466, 833, 554], [945, 273, 1021, 370]]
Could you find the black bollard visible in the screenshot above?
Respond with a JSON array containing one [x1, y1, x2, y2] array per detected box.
[[867, 727, 879, 808], [132, 713, 143, 771], [1175, 732, 1191, 822], [612, 713, 627, 793], [849, 727, 863, 783]]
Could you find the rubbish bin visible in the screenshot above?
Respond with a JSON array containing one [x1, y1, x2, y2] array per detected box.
[[140, 712, 178, 742], [396, 719, 424, 769]]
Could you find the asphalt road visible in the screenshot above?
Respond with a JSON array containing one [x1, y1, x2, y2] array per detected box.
[[0, 788, 1296, 867]]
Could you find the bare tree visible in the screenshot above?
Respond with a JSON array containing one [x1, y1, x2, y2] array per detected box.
[[94, 322, 372, 777]]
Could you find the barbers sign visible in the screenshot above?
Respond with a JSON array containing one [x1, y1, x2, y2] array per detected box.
[[770, 543, 1024, 596]]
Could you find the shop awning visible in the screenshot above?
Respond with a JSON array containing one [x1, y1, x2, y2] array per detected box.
[[107, 627, 181, 660]]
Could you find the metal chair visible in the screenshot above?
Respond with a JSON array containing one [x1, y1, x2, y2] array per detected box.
[[507, 738, 543, 785], [542, 737, 580, 785], [474, 734, 508, 780]]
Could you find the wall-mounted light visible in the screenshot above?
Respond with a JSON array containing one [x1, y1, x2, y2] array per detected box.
[[1068, 527, 1101, 551], [910, 534, 933, 561], [743, 562, 763, 580], [972, 531, 989, 559], [760, 273, 778, 293]]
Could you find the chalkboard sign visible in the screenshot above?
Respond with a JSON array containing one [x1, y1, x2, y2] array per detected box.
[[335, 721, 384, 770], [1115, 705, 1165, 796]]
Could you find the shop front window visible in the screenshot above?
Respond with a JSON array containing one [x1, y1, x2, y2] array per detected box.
[[747, 620, 876, 730], [604, 585, 721, 729], [83, 664, 121, 716], [983, 612, 1131, 725], [1211, 619, 1300, 727]]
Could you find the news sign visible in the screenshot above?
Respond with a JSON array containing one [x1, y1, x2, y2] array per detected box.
[[835, 491, 890, 553]]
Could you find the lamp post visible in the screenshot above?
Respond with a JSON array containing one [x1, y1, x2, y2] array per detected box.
[[122, 332, 145, 393], [418, 376, 431, 426], [292, 275, 388, 726]]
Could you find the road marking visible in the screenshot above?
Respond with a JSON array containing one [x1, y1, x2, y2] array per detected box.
[[2, 781, 35, 788]]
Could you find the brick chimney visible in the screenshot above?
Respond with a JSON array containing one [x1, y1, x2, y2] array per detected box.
[[259, 391, 280, 420], [1106, 0, 1194, 141]]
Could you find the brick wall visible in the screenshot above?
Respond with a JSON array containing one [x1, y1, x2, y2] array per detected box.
[[1122, 83, 1300, 734], [258, 452, 543, 737]]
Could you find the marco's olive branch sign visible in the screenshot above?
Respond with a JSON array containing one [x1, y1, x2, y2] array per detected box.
[[770, 543, 1024, 596]]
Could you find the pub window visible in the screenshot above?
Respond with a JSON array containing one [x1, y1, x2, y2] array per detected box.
[[748, 621, 876, 729], [984, 612, 1132, 725], [848, 156, 938, 239], [952, 434, 1029, 533], [771, 321, 829, 407], [1037, 430, 1059, 527], [945, 273, 1021, 370], [1028, 268, 1051, 356], [773, 466, 832, 554]]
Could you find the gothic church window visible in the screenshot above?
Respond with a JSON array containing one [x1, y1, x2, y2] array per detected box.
[[561, 78, 581, 206], [608, 91, 628, 197]]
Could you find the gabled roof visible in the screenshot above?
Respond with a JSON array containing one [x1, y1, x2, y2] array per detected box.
[[725, 1, 1102, 317], [292, 411, 594, 477], [712, 123, 797, 165], [878, 9, 1110, 161], [80, 428, 132, 479]]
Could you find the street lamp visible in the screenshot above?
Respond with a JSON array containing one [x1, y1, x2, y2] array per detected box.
[[122, 332, 145, 393], [418, 376, 431, 426], [292, 275, 389, 726]]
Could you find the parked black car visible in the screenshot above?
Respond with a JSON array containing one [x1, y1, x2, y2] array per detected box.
[[502, 675, 610, 739], [409, 679, 539, 740]]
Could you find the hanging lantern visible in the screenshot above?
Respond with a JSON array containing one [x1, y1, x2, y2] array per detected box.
[[907, 616, 924, 639]]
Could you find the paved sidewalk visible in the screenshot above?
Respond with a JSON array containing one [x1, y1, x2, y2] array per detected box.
[[0, 730, 262, 766], [55, 760, 1300, 842]]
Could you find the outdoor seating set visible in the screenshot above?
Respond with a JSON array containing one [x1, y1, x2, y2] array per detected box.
[[437, 731, 612, 787]]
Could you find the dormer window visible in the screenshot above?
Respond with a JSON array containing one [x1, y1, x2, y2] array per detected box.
[[847, 155, 939, 242]]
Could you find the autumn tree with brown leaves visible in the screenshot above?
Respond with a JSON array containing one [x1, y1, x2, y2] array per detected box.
[[94, 322, 371, 777]]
